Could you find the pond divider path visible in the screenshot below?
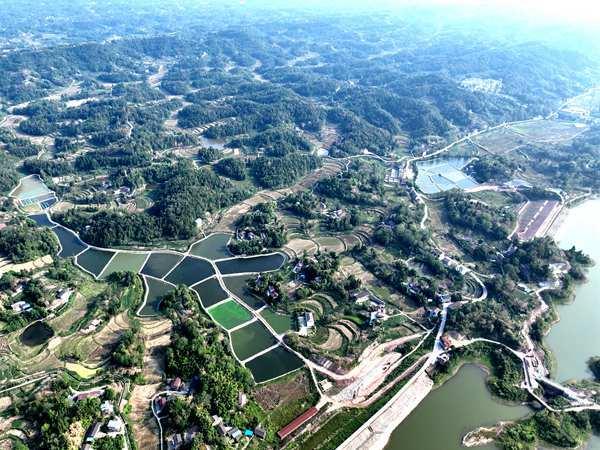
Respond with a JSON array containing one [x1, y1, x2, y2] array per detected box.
[[29, 211, 310, 384]]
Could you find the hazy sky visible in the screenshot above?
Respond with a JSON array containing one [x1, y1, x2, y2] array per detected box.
[[420, 0, 600, 24], [242, 0, 600, 26]]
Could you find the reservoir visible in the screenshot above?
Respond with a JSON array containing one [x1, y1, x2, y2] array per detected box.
[[385, 364, 529, 450], [545, 199, 600, 382]]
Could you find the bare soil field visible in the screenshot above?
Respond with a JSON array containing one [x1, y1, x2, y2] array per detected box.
[[129, 383, 161, 450], [318, 328, 344, 351]]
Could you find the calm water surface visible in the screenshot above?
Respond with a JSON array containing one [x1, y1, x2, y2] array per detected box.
[[546, 199, 600, 382], [385, 364, 529, 450]]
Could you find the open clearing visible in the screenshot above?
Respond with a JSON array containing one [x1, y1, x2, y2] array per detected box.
[[509, 120, 587, 142]]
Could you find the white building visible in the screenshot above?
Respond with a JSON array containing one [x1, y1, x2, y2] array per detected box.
[[297, 311, 315, 336]]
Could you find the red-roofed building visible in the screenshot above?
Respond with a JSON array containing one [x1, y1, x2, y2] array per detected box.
[[277, 406, 318, 440]]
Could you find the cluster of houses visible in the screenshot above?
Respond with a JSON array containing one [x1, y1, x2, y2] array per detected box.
[[210, 415, 266, 445], [4, 284, 72, 316], [158, 377, 267, 449], [351, 289, 386, 325], [69, 389, 125, 449]]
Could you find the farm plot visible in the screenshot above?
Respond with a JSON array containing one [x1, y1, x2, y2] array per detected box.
[[190, 233, 232, 260], [471, 127, 526, 154], [140, 252, 183, 279], [314, 236, 345, 253], [216, 253, 286, 275], [140, 277, 174, 316], [222, 276, 266, 310], [230, 321, 277, 361], [510, 120, 587, 142], [260, 308, 294, 334], [317, 328, 344, 351], [245, 346, 304, 383], [164, 256, 215, 286], [100, 252, 148, 279], [285, 238, 318, 257], [193, 277, 229, 308], [208, 300, 253, 330], [77, 248, 115, 277]]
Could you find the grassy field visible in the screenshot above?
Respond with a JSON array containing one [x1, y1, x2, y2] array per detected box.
[[65, 362, 99, 379], [510, 120, 587, 142], [208, 299, 253, 330]]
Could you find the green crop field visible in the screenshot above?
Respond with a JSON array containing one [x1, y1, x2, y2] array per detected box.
[[208, 299, 253, 330]]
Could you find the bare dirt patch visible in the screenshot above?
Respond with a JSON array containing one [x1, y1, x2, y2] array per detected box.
[[254, 371, 311, 411], [318, 328, 344, 351], [129, 383, 161, 450]]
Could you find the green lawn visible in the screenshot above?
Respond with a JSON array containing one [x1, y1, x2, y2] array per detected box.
[[208, 299, 253, 330]]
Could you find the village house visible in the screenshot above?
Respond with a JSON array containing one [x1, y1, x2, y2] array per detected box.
[[254, 426, 266, 439], [107, 417, 123, 433], [170, 377, 182, 391], [351, 289, 370, 304], [85, 422, 102, 443], [155, 396, 168, 414], [11, 300, 31, 313], [297, 311, 315, 336], [100, 400, 114, 416], [238, 392, 247, 407], [73, 390, 103, 402], [228, 427, 243, 441]]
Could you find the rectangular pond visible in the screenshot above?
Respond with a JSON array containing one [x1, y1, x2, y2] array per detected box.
[[230, 321, 277, 361], [100, 252, 148, 279], [165, 256, 215, 286], [77, 248, 115, 277], [245, 345, 304, 383], [260, 308, 293, 334], [415, 157, 479, 194], [54, 226, 88, 258], [140, 276, 174, 316], [222, 275, 266, 310], [29, 213, 54, 228], [192, 277, 229, 308], [216, 253, 286, 275], [208, 300, 253, 330], [141, 252, 184, 279], [190, 233, 232, 260]]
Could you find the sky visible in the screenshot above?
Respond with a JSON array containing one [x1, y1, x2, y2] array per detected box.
[[241, 0, 600, 26], [417, 0, 600, 25]]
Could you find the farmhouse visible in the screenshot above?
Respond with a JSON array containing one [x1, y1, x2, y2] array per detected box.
[[297, 311, 315, 336]]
